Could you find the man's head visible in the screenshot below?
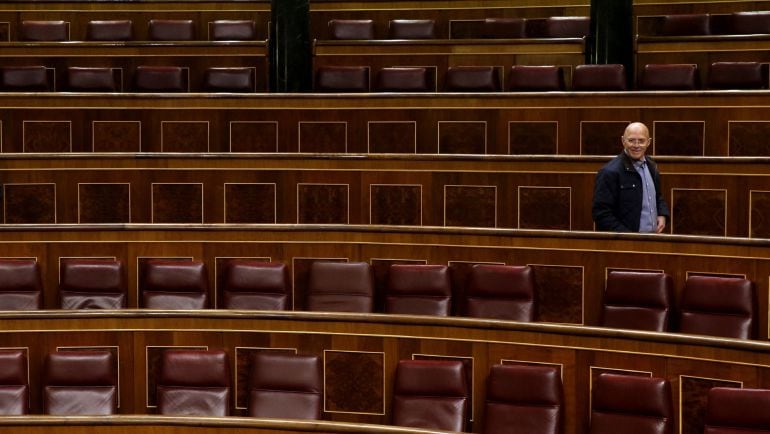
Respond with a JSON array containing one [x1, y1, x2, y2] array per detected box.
[[622, 122, 651, 160]]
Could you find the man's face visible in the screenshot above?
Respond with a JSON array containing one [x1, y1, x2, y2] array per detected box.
[[622, 124, 650, 160]]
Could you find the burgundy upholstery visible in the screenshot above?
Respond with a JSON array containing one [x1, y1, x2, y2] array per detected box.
[[328, 19, 375, 40], [20, 20, 68, 41], [248, 352, 321, 419], [157, 349, 230, 416], [203, 67, 255, 92], [484, 364, 563, 434], [220, 260, 289, 310], [385, 264, 452, 316], [388, 19, 436, 39], [0, 259, 42, 310], [589, 373, 673, 434], [314, 66, 369, 92], [529, 16, 590, 38], [43, 350, 117, 415], [209, 20, 256, 41], [66, 67, 118, 92], [445, 66, 501, 92], [572, 64, 627, 91], [705, 387, 770, 434], [392, 360, 468, 431], [483, 18, 527, 39], [148, 19, 195, 41], [376, 67, 430, 92], [0, 350, 28, 415], [660, 14, 711, 36], [141, 259, 209, 309], [134, 66, 186, 92], [464, 264, 536, 321], [307, 261, 374, 313], [601, 271, 673, 332], [0, 66, 49, 92], [59, 258, 126, 309], [509, 65, 565, 91], [639, 64, 699, 90], [679, 275, 756, 339], [86, 20, 133, 41], [708, 62, 767, 89], [729, 11, 770, 35]]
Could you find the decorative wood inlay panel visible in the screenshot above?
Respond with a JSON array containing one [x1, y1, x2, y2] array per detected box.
[[369, 185, 421, 226], [509, 121, 558, 155], [530, 264, 583, 324], [368, 121, 416, 154], [23, 121, 70, 153], [224, 183, 276, 224], [229, 121, 278, 153], [438, 121, 486, 154], [729, 121, 770, 156], [324, 350, 384, 414], [292, 257, 347, 311], [680, 376, 742, 434], [518, 186, 571, 230], [78, 183, 130, 224], [580, 121, 627, 155], [93, 121, 141, 152], [653, 121, 704, 156], [151, 183, 203, 224], [672, 189, 726, 236], [4, 184, 55, 224], [751, 190, 770, 238], [297, 184, 349, 224], [161, 121, 209, 153], [444, 185, 496, 228], [370, 258, 427, 312], [145, 346, 207, 408], [299, 122, 346, 153], [234, 347, 296, 409], [0, 23, 8, 42]]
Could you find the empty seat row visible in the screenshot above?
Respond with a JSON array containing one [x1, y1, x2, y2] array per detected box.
[[328, 16, 590, 40], [0, 66, 256, 92], [657, 11, 770, 36], [14, 19, 259, 42]]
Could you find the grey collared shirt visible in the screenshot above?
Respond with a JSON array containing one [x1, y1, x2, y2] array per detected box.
[[633, 158, 658, 233]]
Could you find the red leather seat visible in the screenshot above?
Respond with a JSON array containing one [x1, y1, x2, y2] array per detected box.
[[141, 259, 209, 309], [464, 264, 536, 321], [307, 261, 374, 313], [572, 64, 627, 91], [729, 11, 770, 35], [203, 67, 255, 92], [708, 62, 768, 89], [704, 387, 770, 433], [220, 260, 289, 310], [483, 18, 527, 39], [20, 20, 68, 41], [679, 275, 756, 339], [509, 65, 565, 91], [589, 373, 673, 434], [66, 67, 118, 92], [59, 258, 126, 309], [0, 66, 50, 92], [388, 19, 436, 39], [600, 271, 673, 332], [314, 66, 369, 92], [209, 20, 256, 41], [376, 67, 430, 92], [660, 14, 711, 36], [134, 66, 186, 92], [328, 19, 375, 40], [385, 264, 452, 316], [0, 350, 28, 415], [483, 364, 563, 434], [86, 20, 133, 41], [528, 16, 590, 38], [392, 360, 468, 431], [639, 64, 699, 90], [445, 66, 501, 92], [148, 19, 195, 41], [248, 352, 322, 419], [43, 350, 117, 415], [0, 259, 42, 310], [157, 349, 230, 416]]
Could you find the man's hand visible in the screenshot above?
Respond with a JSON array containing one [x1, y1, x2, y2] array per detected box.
[[655, 216, 666, 233]]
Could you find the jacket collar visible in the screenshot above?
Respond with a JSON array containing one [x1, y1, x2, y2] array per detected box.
[[620, 151, 657, 173]]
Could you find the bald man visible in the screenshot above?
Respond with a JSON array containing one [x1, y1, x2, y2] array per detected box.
[[592, 122, 669, 233]]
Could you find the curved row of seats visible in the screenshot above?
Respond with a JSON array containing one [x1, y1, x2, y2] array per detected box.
[[0, 258, 758, 339], [12, 19, 259, 41], [654, 11, 770, 36], [1, 347, 768, 434]]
